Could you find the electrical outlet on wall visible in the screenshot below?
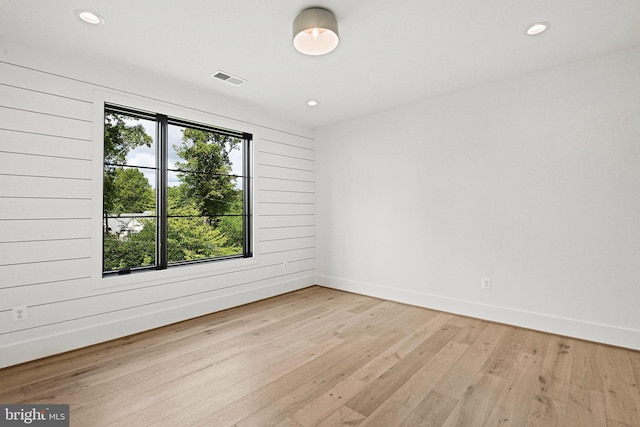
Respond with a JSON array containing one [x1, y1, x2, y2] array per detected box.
[[12, 306, 28, 322], [481, 277, 491, 289]]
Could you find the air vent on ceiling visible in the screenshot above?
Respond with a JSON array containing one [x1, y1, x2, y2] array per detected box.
[[211, 71, 246, 86]]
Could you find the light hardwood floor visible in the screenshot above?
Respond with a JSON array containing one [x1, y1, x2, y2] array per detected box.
[[1, 286, 639, 426]]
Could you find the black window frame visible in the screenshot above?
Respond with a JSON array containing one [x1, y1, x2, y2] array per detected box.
[[103, 103, 252, 276]]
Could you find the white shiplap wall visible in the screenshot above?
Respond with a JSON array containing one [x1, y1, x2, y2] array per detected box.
[[0, 52, 315, 368]]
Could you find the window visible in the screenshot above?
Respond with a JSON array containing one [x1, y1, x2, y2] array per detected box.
[[103, 104, 252, 275]]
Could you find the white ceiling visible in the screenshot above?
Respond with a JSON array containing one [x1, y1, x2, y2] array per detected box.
[[2, 0, 640, 129]]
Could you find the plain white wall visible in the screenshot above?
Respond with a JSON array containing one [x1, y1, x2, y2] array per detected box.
[[315, 46, 640, 349]]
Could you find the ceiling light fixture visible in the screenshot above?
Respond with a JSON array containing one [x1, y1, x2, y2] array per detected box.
[[307, 100, 319, 107], [526, 22, 550, 36], [75, 9, 104, 25], [293, 7, 339, 56]]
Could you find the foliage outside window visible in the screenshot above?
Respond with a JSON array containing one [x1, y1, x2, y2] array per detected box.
[[103, 104, 251, 275]]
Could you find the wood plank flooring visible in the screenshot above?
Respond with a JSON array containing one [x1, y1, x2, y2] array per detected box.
[[1, 286, 639, 426]]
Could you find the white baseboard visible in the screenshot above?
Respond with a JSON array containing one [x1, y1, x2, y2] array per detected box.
[[1, 276, 313, 369], [316, 274, 640, 350]]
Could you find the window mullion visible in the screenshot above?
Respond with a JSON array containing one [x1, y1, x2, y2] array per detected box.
[[156, 114, 169, 269], [243, 135, 252, 258]]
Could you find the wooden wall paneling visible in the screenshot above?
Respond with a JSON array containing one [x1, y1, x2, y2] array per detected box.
[[257, 142, 315, 162], [0, 238, 91, 266], [259, 151, 315, 171], [0, 84, 92, 121], [1, 279, 94, 311], [259, 190, 315, 204], [0, 54, 317, 367], [0, 267, 315, 337], [0, 219, 92, 242], [0, 198, 91, 220], [258, 236, 316, 255], [0, 152, 91, 179], [259, 164, 314, 183], [258, 177, 315, 193], [0, 62, 94, 101], [0, 129, 92, 159], [1, 256, 312, 310], [259, 225, 315, 241], [257, 136, 314, 154], [258, 248, 316, 265], [0, 254, 91, 290], [0, 175, 91, 200], [0, 108, 91, 140], [258, 202, 315, 216], [258, 214, 315, 229]]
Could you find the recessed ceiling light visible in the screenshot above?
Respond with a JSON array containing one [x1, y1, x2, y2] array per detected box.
[[307, 100, 319, 106], [75, 9, 104, 25], [526, 22, 550, 36]]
